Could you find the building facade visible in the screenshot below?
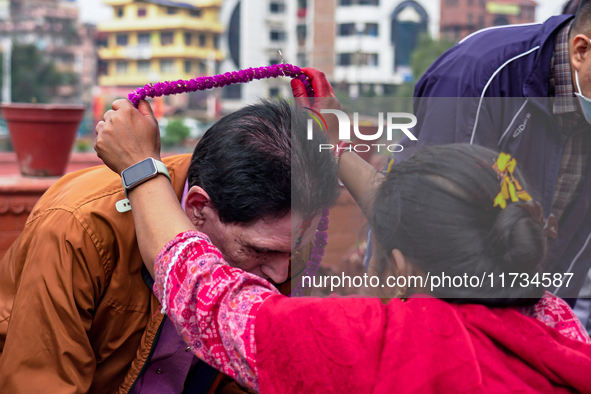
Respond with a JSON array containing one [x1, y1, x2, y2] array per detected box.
[[219, 0, 298, 108], [440, 0, 537, 42], [219, 0, 439, 107], [97, 0, 224, 108], [0, 0, 97, 105], [332, 0, 439, 94]]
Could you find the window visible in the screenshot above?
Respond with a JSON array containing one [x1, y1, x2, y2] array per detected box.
[[116, 34, 128, 46], [97, 38, 108, 47], [365, 23, 378, 36], [138, 33, 150, 46], [467, 13, 473, 25], [270, 30, 286, 42], [199, 62, 206, 74], [269, 87, 280, 97], [337, 53, 352, 66], [161, 32, 174, 46], [116, 7, 124, 18], [467, 0, 473, 4], [338, 23, 356, 36], [199, 34, 206, 47], [297, 24, 307, 43], [190, 9, 202, 17], [137, 60, 150, 73], [116, 61, 128, 74], [184, 60, 192, 74], [339, 0, 379, 5], [223, 84, 241, 99], [270, 2, 286, 13], [184, 32, 192, 46], [160, 59, 175, 73], [166, 7, 177, 15], [137, 7, 146, 17], [362, 53, 378, 66], [98, 60, 108, 76], [213, 35, 220, 49], [337, 52, 378, 66], [297, 52, 307, 67]]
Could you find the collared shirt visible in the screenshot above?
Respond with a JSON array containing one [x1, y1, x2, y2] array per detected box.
[[130, 180, 200, 394], [548, 20, 591, 223]]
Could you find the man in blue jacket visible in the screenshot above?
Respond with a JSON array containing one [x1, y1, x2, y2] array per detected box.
[[397, 3, 591, 299]]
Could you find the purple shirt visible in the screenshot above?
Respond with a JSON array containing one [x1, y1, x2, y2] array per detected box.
[[130, 181, 199, 394]]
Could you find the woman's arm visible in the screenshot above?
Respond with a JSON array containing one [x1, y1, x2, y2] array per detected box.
[[94, 99, 280, 391], [338, 151, 384, 221], [153, 230, 279, 391], [292, 68, 384, 220], [94, 99, 195, 276]]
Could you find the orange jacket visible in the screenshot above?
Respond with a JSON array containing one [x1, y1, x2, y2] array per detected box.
[[0, 155, 192, 393]]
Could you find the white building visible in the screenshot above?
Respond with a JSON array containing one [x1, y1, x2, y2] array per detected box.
[[333, 0, 439, 95], [218, 0, 440, 107], [219, 0, 298, 109]]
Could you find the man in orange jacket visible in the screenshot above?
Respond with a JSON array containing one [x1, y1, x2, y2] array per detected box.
[[0, 98, 338, 393]]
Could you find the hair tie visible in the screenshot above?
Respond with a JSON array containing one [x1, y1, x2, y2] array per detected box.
[[492, 153, 532, 209]]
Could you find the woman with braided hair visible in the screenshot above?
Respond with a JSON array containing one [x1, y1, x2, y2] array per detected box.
[[95, 69, 591, 393]]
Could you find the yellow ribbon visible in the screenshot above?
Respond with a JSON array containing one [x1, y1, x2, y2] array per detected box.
[[493, 153, 532, 209]]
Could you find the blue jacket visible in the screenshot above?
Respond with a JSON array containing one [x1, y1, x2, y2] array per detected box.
[[399, 15, 591, 297]]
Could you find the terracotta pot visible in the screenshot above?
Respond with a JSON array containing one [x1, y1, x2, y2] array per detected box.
[[1, 103, 85, 177]]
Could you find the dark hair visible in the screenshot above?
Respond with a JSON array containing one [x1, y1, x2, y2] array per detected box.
[[570, 0, 591, 36], [371, 144, 546, 306], [563, 0, 581, 14], [188, 98, 339, 224]]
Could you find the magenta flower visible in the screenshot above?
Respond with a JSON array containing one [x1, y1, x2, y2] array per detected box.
[[128, 63, 315, 107]]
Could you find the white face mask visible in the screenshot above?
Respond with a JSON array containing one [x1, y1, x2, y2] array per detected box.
[[574, 69, 591, 125]]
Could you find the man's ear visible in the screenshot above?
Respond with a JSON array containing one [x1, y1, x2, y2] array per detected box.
[[571, 34, 590, 72], [185, 186, 211, 228]]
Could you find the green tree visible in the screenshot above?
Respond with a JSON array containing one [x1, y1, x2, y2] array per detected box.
[[162, 119, 190, 149], [410, 34, 455, 81], [394, 34, 455, 100], [0, 44, 65, 103]]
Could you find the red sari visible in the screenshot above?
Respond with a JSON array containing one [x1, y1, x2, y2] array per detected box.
[[154, 231, 591, 393]]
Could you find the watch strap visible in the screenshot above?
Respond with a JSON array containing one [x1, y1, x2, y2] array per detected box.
[[121, 158, 172, 200]]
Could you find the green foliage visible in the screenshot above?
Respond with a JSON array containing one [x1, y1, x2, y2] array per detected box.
[[410, 34, 455, 83], [392, 34, 455, 99], [162, 119, 190, 148], [74, 139, 93, 152], [0, 44, 69, 103]]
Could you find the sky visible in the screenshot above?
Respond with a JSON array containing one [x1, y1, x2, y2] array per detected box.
[[77, 0, 573, 25], [78, 0, 112, 24]]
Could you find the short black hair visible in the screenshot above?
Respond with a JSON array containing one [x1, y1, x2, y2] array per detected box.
[[371, 144, 546, 307], [188, 98, 339, 224], [570, 0, 591, 36]]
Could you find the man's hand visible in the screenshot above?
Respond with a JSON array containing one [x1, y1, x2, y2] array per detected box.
[[291, 68, 341, 146], [94, 99, 161, 175]]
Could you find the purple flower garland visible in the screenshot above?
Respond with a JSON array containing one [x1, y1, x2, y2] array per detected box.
[[128, 63, 315, 107], [291, 208, 330, 297], [128, 64, 326, 296]]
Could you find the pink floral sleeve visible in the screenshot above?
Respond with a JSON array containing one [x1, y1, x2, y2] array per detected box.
[[153, 230, 280, 391], [520, 291, 591, 344]]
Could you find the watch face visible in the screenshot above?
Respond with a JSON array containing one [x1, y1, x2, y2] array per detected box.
[[123, 159, 157, 188]]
